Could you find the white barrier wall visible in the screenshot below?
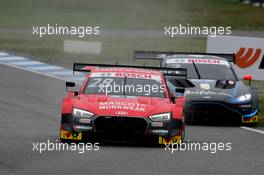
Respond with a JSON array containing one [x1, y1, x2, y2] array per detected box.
[[207, 35, 264, 80]]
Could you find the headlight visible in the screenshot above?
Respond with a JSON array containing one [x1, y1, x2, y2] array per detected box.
[[72, 108, 94, 118], [235, 94, 251, 102], [149, 113, 171, 121]]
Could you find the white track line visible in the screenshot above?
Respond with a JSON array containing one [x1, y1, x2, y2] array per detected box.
[[48, 71, 73, 75], [0, 61, 82, 85], [11, 61, 45, 66], [0, 56, 26, 61], [0, 52, 9, 56], [241, 127, 264, 135], [29, 66, 65, 70]]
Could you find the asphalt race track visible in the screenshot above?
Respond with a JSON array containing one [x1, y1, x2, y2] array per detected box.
[[1, 63, 264, 175]]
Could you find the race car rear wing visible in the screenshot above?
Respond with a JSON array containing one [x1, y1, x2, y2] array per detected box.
[[73, 62, 187, 79], [133, 51, 236, 63]]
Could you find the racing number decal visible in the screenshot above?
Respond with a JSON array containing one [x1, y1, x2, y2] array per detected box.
[[88, 78, 101, 87], [88, 78, 114, 87]]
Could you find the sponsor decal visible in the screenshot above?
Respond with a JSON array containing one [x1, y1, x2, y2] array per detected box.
[[188, 58, 221, 64], [236, 48, 262, 68], [98, 102, 146, 112], [242, 116, 258, 123], [115, 72, 152, 79], [90, 72, 161, 81], [159, 135, 181, 144], [60, 130, 82, 140], [166, 58, 230, 66], [185, 89, 231, 97], [115, 111, 128, 115], [200, 83, 210, 90]]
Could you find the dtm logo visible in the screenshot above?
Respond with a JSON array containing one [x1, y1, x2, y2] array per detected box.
[[235, 47, 264, 69]]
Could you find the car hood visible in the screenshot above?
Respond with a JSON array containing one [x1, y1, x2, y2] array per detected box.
[[185, 79, 249, 103], [73, 94, 172, 117]]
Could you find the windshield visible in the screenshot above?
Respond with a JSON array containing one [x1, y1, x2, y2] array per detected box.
[[165, 60, 236, 80], [84, 74, 166, 98]]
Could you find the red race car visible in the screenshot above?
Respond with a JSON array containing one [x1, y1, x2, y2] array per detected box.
[[60, 63, 189, 145]]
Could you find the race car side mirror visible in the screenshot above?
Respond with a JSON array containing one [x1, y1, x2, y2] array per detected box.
[[66, 81, 75, 91], [67, 91, 78, 97], [243, 75, 252, 86], [170, 88, 185, 103], [175, 88, 185, 97], [167, 79, 195, 88]]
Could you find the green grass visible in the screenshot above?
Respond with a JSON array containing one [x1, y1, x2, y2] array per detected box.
[[0, 0, 263, 29], [250, 81, 264, 126], [0, 0, 263, 126]]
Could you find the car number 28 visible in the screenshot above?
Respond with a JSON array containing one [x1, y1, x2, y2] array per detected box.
[[88, 78, 114, 87]]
